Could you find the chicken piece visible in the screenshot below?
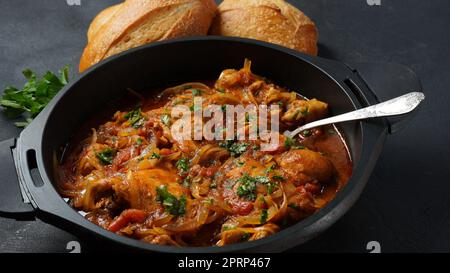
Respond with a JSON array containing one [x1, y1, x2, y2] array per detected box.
[[276, 149, 335, 184], [282, 99, 328, 124], [287, 190, 316, 221], [215, 60, 255, 89], [304, 99, 329, 123], [216, 69, 241, 89]]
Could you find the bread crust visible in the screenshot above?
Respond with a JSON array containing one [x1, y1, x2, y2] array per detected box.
[[87, 3, 123, 42], [80, 0, 217, 72], [210, 0, 318, 55]]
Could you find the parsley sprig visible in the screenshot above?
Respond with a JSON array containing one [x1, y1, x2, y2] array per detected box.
[[1, 66, 69, 127], [156, 185, 187, 216]]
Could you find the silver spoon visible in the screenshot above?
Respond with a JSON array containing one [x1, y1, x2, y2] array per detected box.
[[284, 92, 425, 138]]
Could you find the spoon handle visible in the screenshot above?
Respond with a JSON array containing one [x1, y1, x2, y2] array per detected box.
[[285, 92, 425, 138]]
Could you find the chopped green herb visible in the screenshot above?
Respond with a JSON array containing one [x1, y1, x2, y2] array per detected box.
[[252, 145, 260, 151], [14, 118, 33, 128], [95, 148, 117, 165], [125, 108, 145, 128], [156, 185, 186, 216], [150, 152, 161, 159], [302, 130, 312, 137], [260, 209, 268, 224], [236, 173, 257, 201], [236, 174, 271, 201], [284, 136, 305, 149], [301, 107, 309, 116], [217, 88, 225, 93], [237, 161, 245, 167], [136, 138, 143, 145], [160, 114, 171, 126], [1, 66, 69, 127], [267, 182, 276, 194], [277, 101, 284, 108], [209, 181, 217, 189], [265, 164, 276, 174], [221, 105, 227, 112], [284, 136, 295, 149], [272, 175, 285, 181], [176, 157, 189, 174], [191, 89, 202, 96], [219, 141, 249, 157], [288, 203, 300, 210]]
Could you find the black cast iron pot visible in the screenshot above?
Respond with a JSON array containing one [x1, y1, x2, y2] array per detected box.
[[0, 37, 422, 252]]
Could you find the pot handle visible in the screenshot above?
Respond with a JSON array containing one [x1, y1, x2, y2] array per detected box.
[[0, 138, 34, 215], [347, 62, 424, 134]]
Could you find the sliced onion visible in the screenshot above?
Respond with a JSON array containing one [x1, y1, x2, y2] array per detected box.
[[160, 82, 212, 97]]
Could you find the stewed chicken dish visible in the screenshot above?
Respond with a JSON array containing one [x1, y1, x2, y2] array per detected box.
[[57, 60, 352, 246]]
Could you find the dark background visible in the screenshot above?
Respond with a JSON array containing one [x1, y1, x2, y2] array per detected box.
[[0, 0, 448, 253]]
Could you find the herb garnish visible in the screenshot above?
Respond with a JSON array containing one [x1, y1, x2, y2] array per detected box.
[[136, 138, 143, 145], [150, 152, 161, 159], [219, 140, 249, 157], [191, 89, 202, 96], [260, 209, 268, 224], [96, 148, 117, 165], [265, 164, 276, 174], [236, 173, 272, 201], [1, 66, 69, 127], [156, 185, 186, 216], [124, 108, 145, 128], [284, 136, 305, 150], [302, 130, 312, 137], [236, 174, 257, 200], [272, 175, 285, 181], [176, 157, 189, 174]]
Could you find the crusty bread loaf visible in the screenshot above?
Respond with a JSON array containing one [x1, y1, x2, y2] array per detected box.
[[87, 3, 123, 42], [210, 0, 318, 55], [80, 0, 217, 72]]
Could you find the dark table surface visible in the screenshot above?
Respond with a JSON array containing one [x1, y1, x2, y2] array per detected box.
[[0, 0, 449, 253]]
